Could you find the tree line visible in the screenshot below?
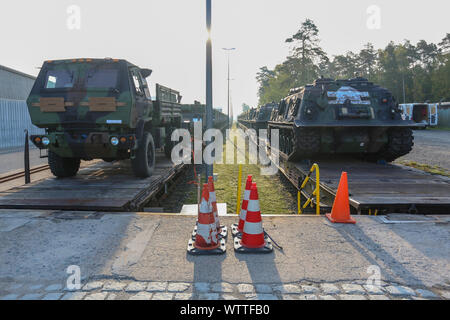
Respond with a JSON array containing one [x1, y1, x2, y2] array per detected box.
[[256, 19, 450, 107]]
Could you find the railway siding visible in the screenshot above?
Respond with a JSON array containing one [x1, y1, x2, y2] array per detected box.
[[0, 153, 186, 212]]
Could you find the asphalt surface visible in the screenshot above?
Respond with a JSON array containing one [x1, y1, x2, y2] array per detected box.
[[0, 211, 448, 293], [396, 129, 450, 171]]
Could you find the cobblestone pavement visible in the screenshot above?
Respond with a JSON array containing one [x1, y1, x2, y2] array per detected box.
[[1, 279, 448, 300]]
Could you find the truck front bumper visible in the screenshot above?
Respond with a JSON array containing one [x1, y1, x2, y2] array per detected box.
[[30, 132, 136, 159]]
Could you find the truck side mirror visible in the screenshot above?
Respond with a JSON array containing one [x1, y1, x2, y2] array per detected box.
[[141, 69, 152, 78]]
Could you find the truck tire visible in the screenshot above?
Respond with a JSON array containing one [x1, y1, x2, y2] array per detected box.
[[48, 151, 80, 178], [132, 132, 156, 178]]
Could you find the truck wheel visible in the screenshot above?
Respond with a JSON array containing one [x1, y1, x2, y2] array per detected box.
[[48, 151, 80, 178], [132, 132, 156, 178]]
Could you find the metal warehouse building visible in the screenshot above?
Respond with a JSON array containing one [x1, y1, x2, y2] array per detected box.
[[0, 65, 44, 151]]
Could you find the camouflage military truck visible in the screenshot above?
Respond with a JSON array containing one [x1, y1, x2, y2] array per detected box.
[[181, 101, 229, 134], [27, 58, 182, 178], [268, 77, 423, 162]]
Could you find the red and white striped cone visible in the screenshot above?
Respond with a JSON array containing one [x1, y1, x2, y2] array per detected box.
[[208, 176, 228, 239], [234, 183, 272, 254], [188, 184, 226, 255], [191, 176, 228, 240], [231, 175, 252, 237]]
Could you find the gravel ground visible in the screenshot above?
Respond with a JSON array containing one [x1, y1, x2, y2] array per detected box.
[[395, 129, 450, 171]]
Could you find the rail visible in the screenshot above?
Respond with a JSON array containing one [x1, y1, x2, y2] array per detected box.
[[0, 165, 50, 184], [298, 163, 320, 215]]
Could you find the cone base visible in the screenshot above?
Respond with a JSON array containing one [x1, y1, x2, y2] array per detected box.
[[233, 237, 273, 254], [187, 238, 226, 255], [325, 213, 356, 224], [231, 223, 241, 237], [231, 224, 269, 240], [192, 225, 228, 240]]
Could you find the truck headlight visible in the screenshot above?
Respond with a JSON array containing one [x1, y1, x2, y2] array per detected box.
[[42, 137, 50, 146], [110, 137, 119, 146]]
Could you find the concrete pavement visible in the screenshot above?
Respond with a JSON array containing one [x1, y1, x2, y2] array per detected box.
[[0, 210, 449, 300]]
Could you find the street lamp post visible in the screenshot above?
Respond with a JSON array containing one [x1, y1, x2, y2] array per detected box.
[[205, 0, 213, 182], [223, 48, 235, 129]]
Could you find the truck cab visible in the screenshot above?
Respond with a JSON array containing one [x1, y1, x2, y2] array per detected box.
[[27, 58, 181, 178]]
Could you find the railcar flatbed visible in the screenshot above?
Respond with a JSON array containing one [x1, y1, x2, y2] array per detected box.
[[0, 152, 186, 212], [279, 157, 450, 214], [238, 122, 450, 214]]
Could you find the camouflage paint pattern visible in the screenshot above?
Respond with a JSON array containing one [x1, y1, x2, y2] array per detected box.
[[26, 58, 181, 159]]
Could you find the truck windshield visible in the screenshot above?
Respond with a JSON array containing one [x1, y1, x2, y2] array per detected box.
[[42, 63, 120, 90], [85, 65, 119, 88], [44, 69, 75, 89]]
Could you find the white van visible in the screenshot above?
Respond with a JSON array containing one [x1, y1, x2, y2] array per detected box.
[[399, 103, 438, 128]]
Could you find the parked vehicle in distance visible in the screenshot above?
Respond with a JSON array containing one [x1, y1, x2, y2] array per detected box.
[[27, 58, 182, 178], [181, 101, 229, 134], [399, 103, 438, 129]]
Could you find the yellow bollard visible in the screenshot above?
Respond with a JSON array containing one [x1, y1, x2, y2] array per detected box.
[[236, 164, 243, 215], [297, 191, 301, 215]]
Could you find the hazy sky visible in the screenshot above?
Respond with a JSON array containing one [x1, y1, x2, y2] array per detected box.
[[1, 0, 449, 117]]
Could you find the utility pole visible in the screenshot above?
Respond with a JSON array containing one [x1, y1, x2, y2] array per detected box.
[[402, 75, 406, 104], [205, 0, 213, 182], [223, 48, 235, 129]]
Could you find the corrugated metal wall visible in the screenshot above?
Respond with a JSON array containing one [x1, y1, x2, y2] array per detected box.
[[0, 99, 44, 151], [0, 66, 35, 100], [0, 65, 41, 151]]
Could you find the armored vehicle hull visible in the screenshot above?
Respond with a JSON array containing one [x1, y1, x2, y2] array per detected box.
[[238, 103, 277, 133], [267, 77, 424, 162]]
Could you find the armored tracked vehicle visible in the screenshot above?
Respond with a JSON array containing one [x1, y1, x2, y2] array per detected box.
[[268, 77, 423, 162], [238, 103, 277, 133], [27, 58, 182, 178]]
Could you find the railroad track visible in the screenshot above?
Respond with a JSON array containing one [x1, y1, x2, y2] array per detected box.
[[0, 165, 50, 184]]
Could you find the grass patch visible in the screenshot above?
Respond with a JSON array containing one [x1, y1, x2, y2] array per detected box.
[[428, 126, 450, 131], [212, 140, 298, 215], [398, 161, 450, 177], [158, 126, 300, 214]]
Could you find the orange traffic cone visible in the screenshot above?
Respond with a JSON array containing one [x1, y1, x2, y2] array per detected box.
[[232, 175, 252, 237], [234, 183, 272, 254], [188, 184, 226, 255], [208, 176, 228, 239], [325, 172, 356, 224]]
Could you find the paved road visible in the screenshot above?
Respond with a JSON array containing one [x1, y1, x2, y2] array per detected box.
[[0, 211, 448, 300], [397, 130, 450, 171], [0, 148, 47, 174]]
